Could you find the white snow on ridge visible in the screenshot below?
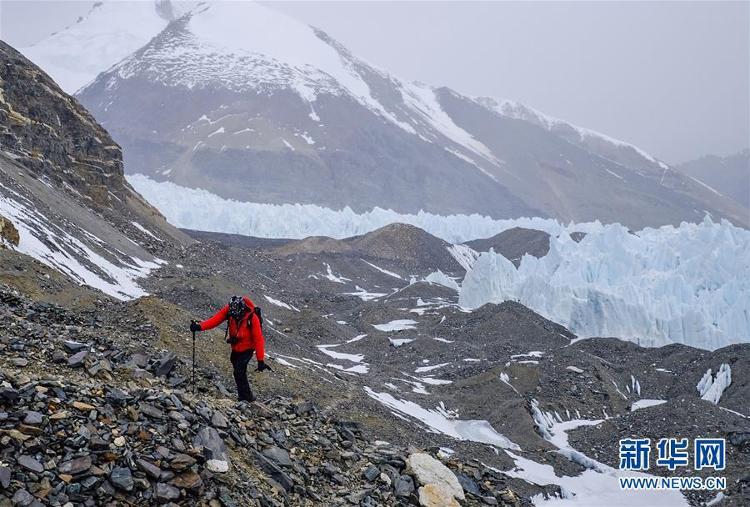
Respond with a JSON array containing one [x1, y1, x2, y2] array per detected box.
[[401, 83, 501, 179], [697, 364, 732, 404], [364, 387, 519, 450], [459, 217, 750, 351], [476, 96, 665, 167], [22, 0, 196, 93]]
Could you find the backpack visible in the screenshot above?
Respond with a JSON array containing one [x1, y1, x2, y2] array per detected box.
[[224, 297, 263, 344]]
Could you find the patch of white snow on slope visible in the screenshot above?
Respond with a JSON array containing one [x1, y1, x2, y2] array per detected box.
[[0, 189, 160, 300], [373, 319, 418, 332], [364, 387, 519, 450], [361, 259, 403, 279], [264, 295, 300, 312], [327, 363, 369, 374], [344, 286, 387, 301], [425, 270, 460, 291], [415, 363, 450, 373], [507, 449, 686, 506], [630, 399, 667, 411], [130, 221, 162, 241], [316, 344, 365, 363], [320, 263, 351, 284], [697, 364, 732, 404], [433, 337, 454, 344], [516, 400, 687, 506], [389, 338, 415, 347], [459, 217, 750, 350], [447, 244, 480, 270]]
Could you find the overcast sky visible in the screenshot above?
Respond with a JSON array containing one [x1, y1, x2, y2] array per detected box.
[[1, 0, 748, 164]]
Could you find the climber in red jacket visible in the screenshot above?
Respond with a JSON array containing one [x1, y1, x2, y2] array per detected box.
[[190, 295, 271, 402]]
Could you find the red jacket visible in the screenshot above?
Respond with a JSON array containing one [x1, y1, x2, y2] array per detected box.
[[199, 296, 265, 360]]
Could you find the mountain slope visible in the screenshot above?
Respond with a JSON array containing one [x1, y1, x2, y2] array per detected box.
[[0, 40, 190, 299], [20, 0, 196, 93], [71, 0, 746, 229], [676, 150, 750, 209], [16, 0, 742, 229]]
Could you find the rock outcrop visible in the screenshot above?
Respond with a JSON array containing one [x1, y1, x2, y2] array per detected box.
[[0, 41, 127, 208], [408, 452, 465, 504], [0, 214, 19, 247]]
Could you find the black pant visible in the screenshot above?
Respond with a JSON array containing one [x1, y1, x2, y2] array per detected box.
[[230, 349, 255, 402]]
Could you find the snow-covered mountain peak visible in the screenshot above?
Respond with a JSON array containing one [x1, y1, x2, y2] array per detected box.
[[21, 0, 197, 93], [111, 1, 368, 99], [99, 0, 504, 171]]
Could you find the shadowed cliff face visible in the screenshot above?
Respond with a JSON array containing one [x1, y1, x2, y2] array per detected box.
[[0, 41, 129, 208]]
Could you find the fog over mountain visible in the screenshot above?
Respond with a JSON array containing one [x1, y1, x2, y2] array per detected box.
[[2, 0, 748, 164]]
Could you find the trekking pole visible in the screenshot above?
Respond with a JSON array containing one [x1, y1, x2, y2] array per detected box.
[[192, 329, 196, 395]]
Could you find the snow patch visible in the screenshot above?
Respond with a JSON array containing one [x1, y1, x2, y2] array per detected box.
[[0, 187, 161, 300], [374, 319, 418, 332], [344, 286, 386, 301], [264, 295, 300, 312], [424, 270, 460, 291], [389, 338, 415, 347], [364, 387, 519, 450], [630, 399, 667, 411], [320, 263, 350, 284], [447, 244, 480, 271], [415, 363, 449, 373], [316, 344, 365, 363], [362, 259, 403, 280]]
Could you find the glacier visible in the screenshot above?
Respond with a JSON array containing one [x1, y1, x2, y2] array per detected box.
[[127, 174, 604, 243], [128, 174, 749, 350], [459, 218, 750, 350]]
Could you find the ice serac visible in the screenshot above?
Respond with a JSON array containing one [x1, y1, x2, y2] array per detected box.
[[73, 1, 747, 228], [459, 218, 750, 351], [697, 364, 732, 404]]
